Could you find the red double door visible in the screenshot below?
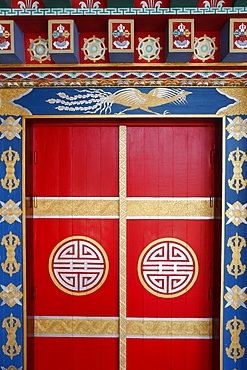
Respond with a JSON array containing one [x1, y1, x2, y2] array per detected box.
[[26, 118, 220, 370]]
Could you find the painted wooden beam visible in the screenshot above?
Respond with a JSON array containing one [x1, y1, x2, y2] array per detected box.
[[221, 18, 247, 62], [48, 19, 79, 63], [42, 0, 72, 7], [107, 0, 134, 7], [0, 0, 11, 7], [170, 0, 199, 6], [232, 0, 247, 5], [0, 20, 24, 64]]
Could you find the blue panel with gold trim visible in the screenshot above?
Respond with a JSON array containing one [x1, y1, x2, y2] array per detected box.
[[223, 114, 247, 370], [0, 87, 247, 370], [0, 115, 23, 370], [14, 87, 235, 115]]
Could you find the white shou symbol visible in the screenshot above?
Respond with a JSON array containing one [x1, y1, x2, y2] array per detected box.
[[138, 238, 198, 298], [49, 236, 109, 295]]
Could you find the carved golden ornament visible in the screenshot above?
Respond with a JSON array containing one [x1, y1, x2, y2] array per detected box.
[[127, 319, 212, 337], [26, 197, 214, 218], [1, 146, 20, 193], [226, 116, 247, 141], [1, 366, 23, 370], [0, 117, 22, 141], [31, 317, 118, 336], [228, 148, 247, 194], [1, 232, 21, 277], [0, 89, 32, 116], [217, 88, 247, 115], [226, 316, 245, 362], [225, 285, 247, 310], [227, 233, 246, 278], [2, 313, 21, 360], [0, 199, 22, 224], [225, 201, 247, 226], [0, 283, 23, 307], [119, 126, 127, 370]]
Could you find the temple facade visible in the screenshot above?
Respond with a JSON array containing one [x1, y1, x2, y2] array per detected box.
[[0, 1, 247, 369]]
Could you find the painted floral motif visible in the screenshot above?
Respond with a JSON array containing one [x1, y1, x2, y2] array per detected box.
[[193, 35, 217, 62], [225, 285, 247, 310], [112, 24, 131, 49], [234, 22, 247, 50], [203, 0, 225, 7], [0, 117, 22, 140], [28, 36, 51, 63], [0, 24, 10, 51], [140, 0, 162, 8], [52, 24, 70, 50], [137, 36, 161, 62], [0, 284, 23, 307], [173, 23, 191, 49], [79, 0, 101, 7], [17, 0, 40, 9], [0, 200, 22, 224], [226, 116, 247, 141], [82, 36, 106, 62], [226, 201, 247, 226]]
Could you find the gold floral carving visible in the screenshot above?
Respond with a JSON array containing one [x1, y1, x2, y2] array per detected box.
[[0, 283, 23, 307], [127, 319, 212, 337], [0, 117, 22, 141], [0, 89, 32, 116], [227, 233, 246, 278], [29, 317, 213, 338], [228, 148, 247, 194], [127, 198, 214, 217], [226, 116, 247, 141], [1, 146, 20, 193], [225, 201, 247, 226], [2, 313, 21, 360], [224, 285, 247, 310], [119, 126, 127, 370], [217, 88, 247, 115], [1, 232, 21, 276], [226, 316, 245, 362], [26, 198, 119, 217], [0, 199, 22, 224], [26, 197, 214, 218], [29, 317, 119, 336]]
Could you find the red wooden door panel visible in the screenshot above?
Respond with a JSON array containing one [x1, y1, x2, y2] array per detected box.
[[26, 118, 219, 370], [27, 122, 119, 370], [126, 124, 216, 370]]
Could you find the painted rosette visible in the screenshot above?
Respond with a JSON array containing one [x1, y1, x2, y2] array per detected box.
[[49, 236, 109, 295], [138, 237, 199, 298]]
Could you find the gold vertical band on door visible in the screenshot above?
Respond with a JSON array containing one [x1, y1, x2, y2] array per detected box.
[[119, 126, 127, 370]]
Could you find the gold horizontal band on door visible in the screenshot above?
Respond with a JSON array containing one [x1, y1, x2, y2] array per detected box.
[[26, 197, 216, 218], [28, 317, 212, 339]]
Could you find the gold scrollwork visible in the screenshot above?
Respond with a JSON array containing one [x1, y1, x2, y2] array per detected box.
[[228, 148, 247, 194], [1, 232, 21, 277], [227, 233, 246, 279], [2, 313, 21, 360], [1, 146, 20, 193], [226, 316, 245, 362]]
